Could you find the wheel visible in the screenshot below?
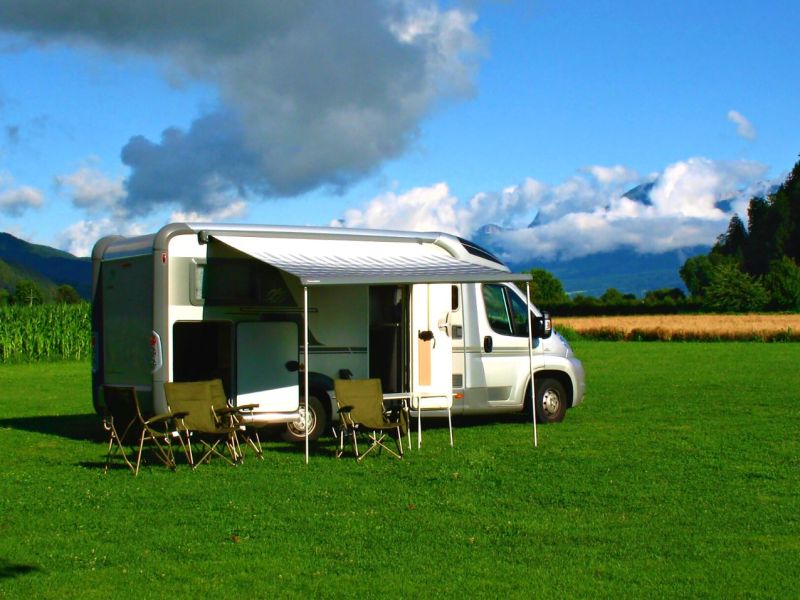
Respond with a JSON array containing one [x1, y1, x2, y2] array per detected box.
[[283, 394, 327, 442], [533, 378, 567, 424]]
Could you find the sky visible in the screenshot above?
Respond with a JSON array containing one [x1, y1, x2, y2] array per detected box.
[[0, 0, 798, 263]]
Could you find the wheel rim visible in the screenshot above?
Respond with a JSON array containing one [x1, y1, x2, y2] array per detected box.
[[541, 388, 561, 416], [287, 405, 316, 436]]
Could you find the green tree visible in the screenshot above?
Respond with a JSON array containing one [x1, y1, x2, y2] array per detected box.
[[762, 256, 800, 310], [704, 263, 768, 312], [0, 288, 9, 306], [528, 268, 569, 305], [13, 279, 44, 306], [600, 288, 628, 305], [55, 284, 82, 304], [680, 254, 717, 298], [714, 213, 748, 263]]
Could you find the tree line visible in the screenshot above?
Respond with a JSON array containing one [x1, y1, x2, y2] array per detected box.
[[0, 279, 83, 306], [528, 156, 800, 314]]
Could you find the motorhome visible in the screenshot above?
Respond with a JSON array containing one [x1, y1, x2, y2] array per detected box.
[[91, 223, 585, 442]]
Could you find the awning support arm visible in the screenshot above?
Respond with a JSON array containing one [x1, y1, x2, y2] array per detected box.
[[526, 281, 538, 448]]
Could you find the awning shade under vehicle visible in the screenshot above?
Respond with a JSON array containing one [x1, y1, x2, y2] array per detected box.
[[210, 234, 530, 286]]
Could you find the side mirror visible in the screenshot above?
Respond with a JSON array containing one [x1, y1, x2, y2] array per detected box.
[[533, 310, 553, 339]]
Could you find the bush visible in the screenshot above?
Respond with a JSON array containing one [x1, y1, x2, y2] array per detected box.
[[763, 256, 800, 310], [704, 263, 768, 312]]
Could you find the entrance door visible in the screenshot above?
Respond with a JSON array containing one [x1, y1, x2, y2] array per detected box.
[[236, 321, 299, 411], [411, 284, 453, 400]]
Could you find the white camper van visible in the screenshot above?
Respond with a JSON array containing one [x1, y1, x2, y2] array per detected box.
[[91, 223, 585, 441]]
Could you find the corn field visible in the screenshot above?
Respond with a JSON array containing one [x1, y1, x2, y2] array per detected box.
[[0, 303, 91, 363]]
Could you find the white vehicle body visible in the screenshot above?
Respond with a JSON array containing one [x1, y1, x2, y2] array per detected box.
[[91, 223, 585, 439]]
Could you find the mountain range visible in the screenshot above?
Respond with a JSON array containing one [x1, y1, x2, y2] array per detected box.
[[0, 232, 92, 300]]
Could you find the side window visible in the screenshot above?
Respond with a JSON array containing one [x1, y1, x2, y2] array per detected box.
[[507, 290, 530, 337], [481, 284, 513, 335]]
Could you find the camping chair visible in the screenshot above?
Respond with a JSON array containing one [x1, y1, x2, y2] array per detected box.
[[333, 379, 404, 461], [163, 380, 243, 468], [102, 385, 183, 476]]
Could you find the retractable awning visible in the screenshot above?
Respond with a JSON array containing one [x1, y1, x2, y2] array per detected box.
[[209, 233, 530, 285], [205, 229, 537, 463]]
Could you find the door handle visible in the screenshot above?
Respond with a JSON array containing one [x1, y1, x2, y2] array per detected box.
[[483, 335, 493, 353]]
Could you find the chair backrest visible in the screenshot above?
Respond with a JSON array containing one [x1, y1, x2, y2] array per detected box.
[[102, 385, 141, 438], [334, 379, 389, 430], [207, 379, 230, 412], [164, 381, 220, 434]]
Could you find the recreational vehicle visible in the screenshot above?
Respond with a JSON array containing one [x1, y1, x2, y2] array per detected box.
[[91, 223, 585, 443]]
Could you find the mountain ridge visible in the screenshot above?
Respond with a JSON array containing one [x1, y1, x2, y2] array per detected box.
[[0, 232, 92, 299]]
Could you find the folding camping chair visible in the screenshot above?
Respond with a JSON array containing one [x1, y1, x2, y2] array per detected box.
[[163, 380, 243, 468], [333, 379, 404, 461], [102, 385, 182, 476]]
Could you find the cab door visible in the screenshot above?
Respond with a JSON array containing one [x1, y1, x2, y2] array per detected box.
[[477, 283, 536, 407]]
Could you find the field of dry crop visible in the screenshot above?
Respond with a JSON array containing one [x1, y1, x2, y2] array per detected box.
[[555, 313, 800, 341]]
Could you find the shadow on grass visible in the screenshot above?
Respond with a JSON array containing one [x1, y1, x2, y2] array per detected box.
[[0, 413, 105, 443], [0, 557, 41, 580]]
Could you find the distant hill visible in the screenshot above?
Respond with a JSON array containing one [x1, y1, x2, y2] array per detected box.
[[513, 246, 709, 297], [474, 220, 708, 296], [0, 233, 92, 299]]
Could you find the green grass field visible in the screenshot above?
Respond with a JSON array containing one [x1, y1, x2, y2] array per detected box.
[[1, 342, 798, 598]]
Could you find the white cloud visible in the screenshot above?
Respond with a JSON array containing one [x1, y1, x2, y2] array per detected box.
[[55, 164, 125, 213], [334, 182, 460, 233], [0, 174, 44, 216], [336, 157, 775, 263], [727, 109, 757, 140], [57, 218, 146, 257]]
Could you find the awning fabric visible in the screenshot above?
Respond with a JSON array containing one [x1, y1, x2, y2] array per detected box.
[[210, 234, 529, 286]]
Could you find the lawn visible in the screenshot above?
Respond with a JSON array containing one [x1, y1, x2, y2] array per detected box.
[[1, 342, 799, 598]]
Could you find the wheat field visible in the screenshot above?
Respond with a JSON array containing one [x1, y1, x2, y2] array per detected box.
[[556, 313, 800, 341]]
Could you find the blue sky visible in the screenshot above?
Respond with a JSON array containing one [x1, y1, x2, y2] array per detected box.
[[0, 1, 798, 262]]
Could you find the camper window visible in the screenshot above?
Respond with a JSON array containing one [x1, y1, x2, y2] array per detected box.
[[192, 259, 295, 307]]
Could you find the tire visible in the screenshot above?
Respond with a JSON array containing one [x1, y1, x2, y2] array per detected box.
[[283, 394, 327, 442], [533, 378, 567, 424]]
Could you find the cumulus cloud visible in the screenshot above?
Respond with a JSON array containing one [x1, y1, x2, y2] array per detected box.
[[55, 164, 125, 214], [0, 174, 44, 216], [727, 109, 757, 140], [0, 1, 481, 215], [333, 182, 460, 232], [56, 218, 146, 257], [337, 158, 775, 263]]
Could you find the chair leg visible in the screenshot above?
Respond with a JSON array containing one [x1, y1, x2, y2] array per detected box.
[[243, 429, 264, 460]]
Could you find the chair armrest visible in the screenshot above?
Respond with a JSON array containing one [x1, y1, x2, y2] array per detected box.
[[147, 412, 176, 425], [231, 403, 260, 412], [215, 406, 244, 416], [337, 405, 354, 415]]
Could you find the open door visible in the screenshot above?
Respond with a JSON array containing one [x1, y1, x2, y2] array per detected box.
[[236, 321, 299, 411]]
